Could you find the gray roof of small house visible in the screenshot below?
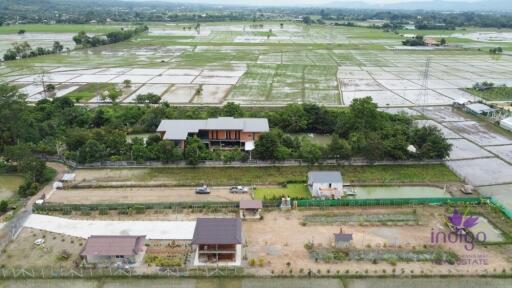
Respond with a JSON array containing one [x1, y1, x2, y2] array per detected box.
[[307, 171, 343, 185], [192, 218, 242, 245], [334, 233, 353, 242], [157, 117, 269, 140]]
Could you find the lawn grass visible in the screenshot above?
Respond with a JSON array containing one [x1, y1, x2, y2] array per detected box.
[[253, 183, 310, 200], [0, 174, 25, 200], [465, 87, 512, 101], [64, 83, 116, 102], [140, 164, 459, 186]]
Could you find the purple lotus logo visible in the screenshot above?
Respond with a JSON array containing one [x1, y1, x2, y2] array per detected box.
[[448, 208, 479, 230], [431, 208, 486, 251]]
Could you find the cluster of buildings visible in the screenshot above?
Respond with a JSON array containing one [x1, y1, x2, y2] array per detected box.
[[78, 170, 346, 268]]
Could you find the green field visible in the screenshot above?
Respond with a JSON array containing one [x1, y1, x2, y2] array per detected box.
[[0, 174, 25, 200], [465, 87, 512, 101], [254, 183, 310, 200], [138, 164, 459, 186], [65, 83, 117, 102]]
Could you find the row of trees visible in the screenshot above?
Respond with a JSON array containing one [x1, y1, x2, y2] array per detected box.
[[3, 41, 64, 61], [255, 99, 451, 162], [72, 25, 148, 48], [0, 83, 451, 167]]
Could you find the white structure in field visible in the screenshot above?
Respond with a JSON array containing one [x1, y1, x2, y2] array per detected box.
[[500, 117, 512, 132], [307, 171, 343, 199]]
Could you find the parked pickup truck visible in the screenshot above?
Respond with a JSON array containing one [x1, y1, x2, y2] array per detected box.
[[195, 185, 210, 194], [229, 186, 249, 193]]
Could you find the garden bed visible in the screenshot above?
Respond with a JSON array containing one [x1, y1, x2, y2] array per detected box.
[[303, 211, 418, 225]]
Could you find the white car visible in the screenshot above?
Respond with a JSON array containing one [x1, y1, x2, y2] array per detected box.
[[229, 186, 249, 193]]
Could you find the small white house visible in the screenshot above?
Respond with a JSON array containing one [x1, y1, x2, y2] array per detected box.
[[307, 171, 343, 199]]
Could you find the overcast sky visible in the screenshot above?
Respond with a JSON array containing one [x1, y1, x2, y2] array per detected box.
[[144, 0, 478, 6]]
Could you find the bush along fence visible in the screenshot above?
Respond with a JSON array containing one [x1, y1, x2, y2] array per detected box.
[[294, 197, 490, 207], [32, 197, 497, 215], [33, 201, 281, 214], [36, 154, 444, 169]]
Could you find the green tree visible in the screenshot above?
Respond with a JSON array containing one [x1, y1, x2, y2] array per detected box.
[[348, 97, 381, 132], [78, 139, 106, 163], [184, 136, 207, 165], [299, 139, 323, 164], [0, 200, 8, 213], [276, 104, 309, 133], [221, 102, 244, 117], [135, 93, 160, 104], [18, 157, 46, 183], [327, 135, 352, 160], [101, 86, 122, 103], [411, 126, 452, 159]]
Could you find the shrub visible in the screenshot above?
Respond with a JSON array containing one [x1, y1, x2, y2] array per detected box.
[[133, 205, 145, 214], [98, 207, 109, 215]]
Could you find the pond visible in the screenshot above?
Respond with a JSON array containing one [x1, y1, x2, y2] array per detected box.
[[0, 174, 25, 200], [467, 216, 506, 243], [0, 277, 510, 288], [349, 186, 451, 199]]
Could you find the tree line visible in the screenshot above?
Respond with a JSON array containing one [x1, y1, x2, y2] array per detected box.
[[3, 41, 64, 61], [72, 25, 148, 48], [0, 83, 451, 170]]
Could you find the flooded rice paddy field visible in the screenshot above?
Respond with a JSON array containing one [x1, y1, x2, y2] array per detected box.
[[350, 186, 451, 199], [1, 22, 512, 106]]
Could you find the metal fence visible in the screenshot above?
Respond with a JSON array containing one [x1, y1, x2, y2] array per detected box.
[[36, 154, 443, 169], [0, 208, 32, 252], [295, 197, 490, 208], [0, 266, 243, 279]]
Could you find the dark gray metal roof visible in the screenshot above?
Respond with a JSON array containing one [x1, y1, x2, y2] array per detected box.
[[192, 218, 242, 245], [334, 233, 353, 242], [307, 171, 343, 184], [157, 117, 269, 140]]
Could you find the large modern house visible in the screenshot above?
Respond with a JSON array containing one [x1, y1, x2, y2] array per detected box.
[[157, 117, 269, 150]]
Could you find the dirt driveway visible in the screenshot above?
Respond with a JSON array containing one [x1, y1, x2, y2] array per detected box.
[[48, 186, 252, 204]]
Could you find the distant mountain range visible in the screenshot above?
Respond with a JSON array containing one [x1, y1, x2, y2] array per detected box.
[[324, 0, 512, 12]]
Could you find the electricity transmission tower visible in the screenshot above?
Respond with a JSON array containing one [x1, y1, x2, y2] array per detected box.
[[420, 57, 431, 113]]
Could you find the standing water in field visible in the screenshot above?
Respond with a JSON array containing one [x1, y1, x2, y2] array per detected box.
[[349, 186, 451, 199]]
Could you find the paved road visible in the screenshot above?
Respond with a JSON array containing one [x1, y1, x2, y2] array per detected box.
[[24, 214, 196, 240]]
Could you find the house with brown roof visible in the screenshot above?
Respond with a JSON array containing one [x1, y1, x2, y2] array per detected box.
[[80, 235, 146, 267], [192, 218, 242, 266], [156, 117, 269, 150]]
